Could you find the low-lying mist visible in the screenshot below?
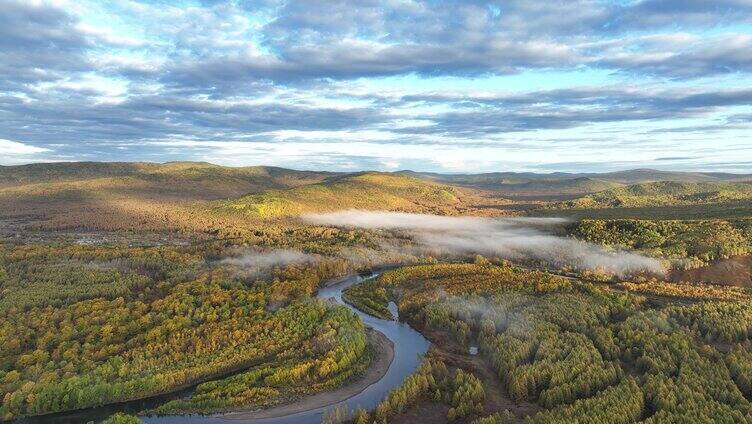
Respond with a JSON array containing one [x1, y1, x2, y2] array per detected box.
[[221, 249, 315, 269], [305, 210, 664, 277]]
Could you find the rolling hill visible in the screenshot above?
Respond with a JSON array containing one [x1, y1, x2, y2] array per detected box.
[[592, 169, 750, 184], [223, 172, 484, 218], [0, 162, 336, 234], [3, 162, 751, 233], [482, 177, 624, 199], [0, 164, 501, 234], [406, 168, 752, 202], [412, 168, 751, 189], [0, 161, 334, 199], [557, 181, 752, 209]]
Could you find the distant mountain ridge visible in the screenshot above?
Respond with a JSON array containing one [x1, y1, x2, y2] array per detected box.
[[2, 162, 750, 209], [556, 181, 752, 209], [2, 162, 749, 187], [0, 161, 336, 191], [404, 168, 751, 187], [1, 161, 750, 232]]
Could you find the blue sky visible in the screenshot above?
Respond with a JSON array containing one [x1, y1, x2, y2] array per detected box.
[[1, 0, 751, 173]]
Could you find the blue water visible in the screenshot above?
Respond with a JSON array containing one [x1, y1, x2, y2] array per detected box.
[[20, 273, 430, 424]]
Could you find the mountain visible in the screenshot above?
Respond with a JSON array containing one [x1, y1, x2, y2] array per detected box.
[[591, 169, 748, 184], [478, 177, 624, 199], [224, 172, 478, 218], [408, 168, 751, 189], [400, 170, 587, 188]]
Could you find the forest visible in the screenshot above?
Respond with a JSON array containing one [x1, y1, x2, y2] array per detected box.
[[557, 181, 752, 209], [1, 162, 752, 423], [340, 262, 752, 423], [567, 218, 752, 268], [0, 241, 366, 420]]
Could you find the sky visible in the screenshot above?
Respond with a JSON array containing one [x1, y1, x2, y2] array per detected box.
[[1, 0, 751, 173]]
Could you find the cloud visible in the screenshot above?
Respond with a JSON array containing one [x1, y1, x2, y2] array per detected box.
[[1, 1, 752, 171], [4, 1, 751, 88], [612, 0, 752, 30], [394, 86, 752, 136], [156, 1, 752, 84], [305, 211, 665, 277], [0, 0, 91, 91], [0, 138, 50, 165], [165, 36, 580, 86], [595, 33, 752, 79], [0, 138, 49, 155]]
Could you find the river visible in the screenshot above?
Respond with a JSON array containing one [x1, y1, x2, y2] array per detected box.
[[19, 273, 430, 424]]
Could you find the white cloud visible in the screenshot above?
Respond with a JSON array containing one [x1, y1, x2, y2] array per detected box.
[[75, 23, 146, 47], [2, 1, 752, 171], [0, 139, 51, 165], [0, 139, 49, 155]]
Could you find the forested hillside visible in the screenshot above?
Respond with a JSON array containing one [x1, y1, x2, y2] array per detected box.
[[0, 241, 367, 420], [0, 162, 336, 235], [558, 181, 752, 209], [567, 219, 752, 269], [444, 177, 624, 200], [0, 164, 506, 236], [223, 172, 491, 218], [416, 168, 750, 186], [340, 262, 752, 423], [0, 162, 333, 194], [2, 162, 752, 423]]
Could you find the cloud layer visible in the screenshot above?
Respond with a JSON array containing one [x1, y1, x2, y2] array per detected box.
[[0, 0, 751, 171], [305, 211, 664, 276]]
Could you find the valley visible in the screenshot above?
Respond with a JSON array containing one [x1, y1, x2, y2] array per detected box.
[[1, 162, 751, 423], [5, 1, 751, 423]]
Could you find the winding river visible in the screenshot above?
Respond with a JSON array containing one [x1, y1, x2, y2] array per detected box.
[[20, 273, 430, 424]]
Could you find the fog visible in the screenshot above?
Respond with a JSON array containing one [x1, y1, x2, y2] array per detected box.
[[221, 248, 315, 268], [305, 210, 664, 276]]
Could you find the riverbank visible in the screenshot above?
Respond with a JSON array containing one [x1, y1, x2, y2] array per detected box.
[[18, 272, 424, 424], [221, 328, 395, 421]]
